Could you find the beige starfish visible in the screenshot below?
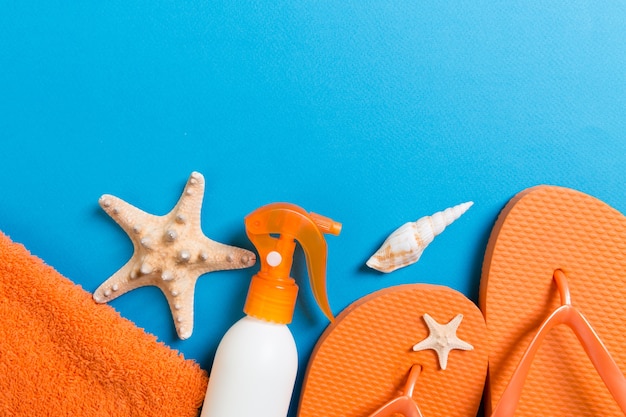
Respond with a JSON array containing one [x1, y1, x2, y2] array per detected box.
[[412, 313, 473, 370], [93, 172, 256, 340]]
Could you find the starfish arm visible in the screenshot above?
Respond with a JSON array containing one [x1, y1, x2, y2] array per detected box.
[[439, 348, 451, 370], [412, 336, 434, 352], [99, 194, 161, 240], [413, 314, 437, 351], [450, 339, 474, 352], [422, 313, 438, 330], [168, 172, 206, 227], [163, 277, 198, 340], [448, 314, 465, 331], [195, 237, 256, 274], [93, 259, 154, 303], [447, 314, 474, 351]]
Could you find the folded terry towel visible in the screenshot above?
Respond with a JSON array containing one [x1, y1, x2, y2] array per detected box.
[[0, 231, 208, 416]]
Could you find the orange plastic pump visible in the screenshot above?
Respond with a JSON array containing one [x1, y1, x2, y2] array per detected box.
[[244, 203, 342, 324]]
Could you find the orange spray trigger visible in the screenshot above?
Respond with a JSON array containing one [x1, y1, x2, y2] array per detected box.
[[244, 203, 341, 324]]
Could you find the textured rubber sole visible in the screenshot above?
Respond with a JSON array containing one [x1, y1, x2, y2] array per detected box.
[[480, 185, 626, 416], [299, 284, 488, 417]]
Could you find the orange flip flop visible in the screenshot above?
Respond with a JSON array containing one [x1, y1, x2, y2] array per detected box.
[[480, 185, 626, 416], [298, 284, 488, 417]]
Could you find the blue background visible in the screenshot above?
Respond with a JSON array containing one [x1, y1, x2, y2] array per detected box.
[[1, 1, 625, 415]]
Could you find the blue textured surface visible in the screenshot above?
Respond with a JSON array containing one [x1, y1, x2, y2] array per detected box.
[[1, 2, 625, 415]]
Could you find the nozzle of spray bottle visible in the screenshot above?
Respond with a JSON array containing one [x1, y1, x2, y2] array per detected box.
[[244, 203, 342, 324]]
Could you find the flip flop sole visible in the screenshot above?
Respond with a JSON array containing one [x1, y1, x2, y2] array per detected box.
[[480, 185, 626, 416], [299, 284, 488, 417]]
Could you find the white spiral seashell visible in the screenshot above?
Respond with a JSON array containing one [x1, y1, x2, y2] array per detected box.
[[366, 201, 473, 273]]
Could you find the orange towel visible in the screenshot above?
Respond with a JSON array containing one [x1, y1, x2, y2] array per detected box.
[[0, 231, 208, 416]]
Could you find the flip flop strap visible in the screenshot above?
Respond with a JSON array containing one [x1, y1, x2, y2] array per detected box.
[[367, 397, 423, 417], [491, 271, 626, 416], [367, 364, 424, 417]]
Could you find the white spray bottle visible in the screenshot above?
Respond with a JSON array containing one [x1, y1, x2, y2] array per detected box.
[[200, 202, 341, 417]]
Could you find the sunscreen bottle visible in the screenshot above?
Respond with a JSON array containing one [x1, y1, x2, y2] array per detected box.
[[200, 203, 341, 417]]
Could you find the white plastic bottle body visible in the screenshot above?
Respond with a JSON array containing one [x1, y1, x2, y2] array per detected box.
[[200, 315, 298, 417]]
